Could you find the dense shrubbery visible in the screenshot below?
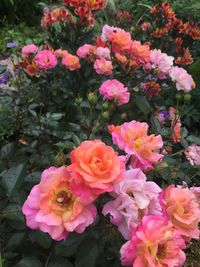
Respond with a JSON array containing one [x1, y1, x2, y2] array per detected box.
[[1, 1, 200, 266]]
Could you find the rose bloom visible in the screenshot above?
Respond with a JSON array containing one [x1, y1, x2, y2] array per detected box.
[[67, 140, 125, 199], [143, 81, 161, 96], [169, 66, 195, 92], [108, 28, 132, 53], [22, 166, 96, 241], [103, 169, 161, 239], [160, 185, 200, 239], [101, 24, 119, 42], [108, 121, 163, 171], [94, 58, 113, 75], [54, 49, 69, 58], [77, 44, 96, 58], [34, 50, 57, 70], [120, 215, 186, 267], [62, 54, 81, 71], [96, 47, 111, 60], [115, 53, 127, 64], [99, 79, 130, 105], [129, 40, 150, 63], [185, 144, 200, 166], [150, 49, 174, 75], [22, 44, 38, 58]]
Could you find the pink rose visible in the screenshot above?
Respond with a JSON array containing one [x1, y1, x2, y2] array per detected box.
[[22, 44, 38, 58], [99, 79, 130, 105], [22, 166, 96, 241], [94, 58, 113, 75], [34, 50, 57, 70]]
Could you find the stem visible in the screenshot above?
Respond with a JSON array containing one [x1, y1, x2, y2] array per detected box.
[[190, 171, 200, 180], [0, 252, 2, 267], [170, 149, 184, 157]]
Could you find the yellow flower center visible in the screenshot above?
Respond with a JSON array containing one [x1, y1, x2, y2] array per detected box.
[[55, 190, 76, 210]]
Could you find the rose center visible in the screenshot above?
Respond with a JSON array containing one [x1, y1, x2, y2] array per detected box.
[[56, 190, 75, 209]]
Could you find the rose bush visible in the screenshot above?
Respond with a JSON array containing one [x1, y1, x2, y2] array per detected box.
[[1, 0, 200, 266]]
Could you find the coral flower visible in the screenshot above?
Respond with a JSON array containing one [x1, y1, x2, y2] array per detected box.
[[22, 166, 96, 241], [160, 185, 200, 239], [169, 66, 195, 92], [120, 215, 186, 267], [35, 50, 57, 70], [94, 58, 113, 75], [99, 79, 130, 105], [55, 49, 69, 58], [108, 28, 132, 53], [109, 121, 163, 171], [67, 140, 125, 199], [185, 144, 200, 166], [129, 40, 150, 63], [22, 44, 38, 58], [103, 169, 161, 239], [62, 54, 81, 71]]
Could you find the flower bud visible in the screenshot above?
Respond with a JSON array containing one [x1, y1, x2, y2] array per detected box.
[[75, 96, 83, 106], [101, 111, 109, 119], [88, 92, 97, 104], [184, 94, 191, 103], [102, 101, 109, 110], [54, 152, 67, 166]]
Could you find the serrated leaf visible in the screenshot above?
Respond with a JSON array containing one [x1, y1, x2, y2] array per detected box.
[[75, 238, 99, 267], [187, 135, 200, 145], [15, 257, 42, 267], [2, 164, 26, 197], [48, 257, 73, 267], [55, 233, 85, 257], [6, 233, 24, 249], [29, 231, 52, 249], [134, 95, 151, 116]]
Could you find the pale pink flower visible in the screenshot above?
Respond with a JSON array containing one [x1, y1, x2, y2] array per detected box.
[[94, 58, 113, 75], [160, 185, 200, 239], [62, 54, 81, 71], [22, 44, 38, 58], [108, 121, 163, 171], [34, 50, 57, 70], [22, 166, 96, 241], [150, 49, 174, 74], [77, 44, 96, 58], [99, 79, 130, 105], [96, 47, 111, 60], [101, 24, 119, 42], [169, 66, 195, 92], [185, 144, 200, 166], [120, 215, 186, 267], [102, 169, 161, 239]]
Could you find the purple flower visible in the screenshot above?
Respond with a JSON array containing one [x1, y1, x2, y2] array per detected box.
[[161, 111, 169, 119], [0, 74, 8, 85], [6, 41, 18, 48]]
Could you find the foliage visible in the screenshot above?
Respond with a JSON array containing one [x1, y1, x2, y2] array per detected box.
[[1, 0, 200, 266]]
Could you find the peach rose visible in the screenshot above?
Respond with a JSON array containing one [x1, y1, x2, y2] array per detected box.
[[67, 140, 125, 199], [160, 185, 200, 239]]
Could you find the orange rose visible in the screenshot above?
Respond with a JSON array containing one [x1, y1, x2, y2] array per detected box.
[[67, 140, 125, 199]]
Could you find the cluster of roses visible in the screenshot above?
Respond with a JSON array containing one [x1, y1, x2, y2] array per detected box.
[[142, 1, 200, 66], [18, 44, 80, 76], [63, 0, 107, 25], [22, 124, 200, 266], [41, 8, 72, 28], [76, 24, 195, 103]]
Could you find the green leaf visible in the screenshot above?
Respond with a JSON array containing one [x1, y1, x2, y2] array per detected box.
[[15, 257, 42, 267], [0, 143, 15, 159], [6, 233, 24, 249], [134, 95, 152, 116], [181, 127, 188, 138], [187, 135, 200, 145], [48, 257, 73, 267], [75, 238, 99, 267], [29, 231, 52, 249], [2, 164, 26, 197], [55, 233, 85, 257]]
